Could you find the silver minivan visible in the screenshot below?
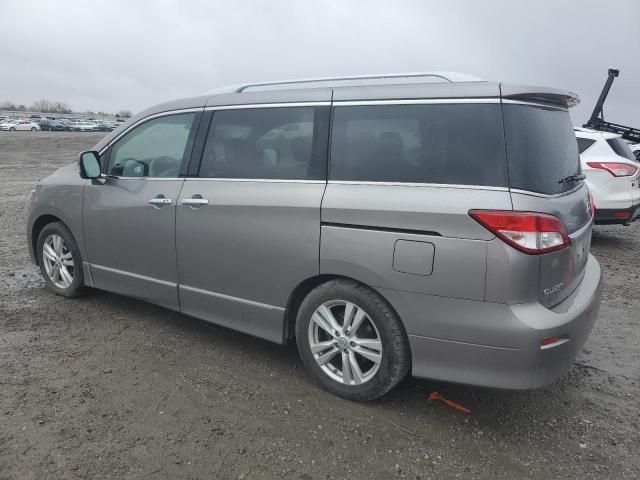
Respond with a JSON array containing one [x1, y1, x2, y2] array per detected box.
[[27, 73, 602, 400]]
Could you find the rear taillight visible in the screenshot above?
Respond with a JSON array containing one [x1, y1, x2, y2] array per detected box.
[[469, 210, 569, 255], [586, 162, 638, 177]]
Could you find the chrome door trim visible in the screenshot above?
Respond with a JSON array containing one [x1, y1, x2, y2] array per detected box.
[[327, 180, 509, 191], [90, 263, 177, 288], [98, 108, 204, 155], [180, 285, 285, 312]]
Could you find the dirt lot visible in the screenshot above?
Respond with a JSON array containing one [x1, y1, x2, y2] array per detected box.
[[0, 132, 638, 479]]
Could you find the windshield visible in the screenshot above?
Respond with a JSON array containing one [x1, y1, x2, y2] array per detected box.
[[503, 104, 581, 195], [607, 137, 636, 161]]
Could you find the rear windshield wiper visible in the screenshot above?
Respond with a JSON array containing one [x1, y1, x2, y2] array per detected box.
[[558, 174, 586, 184]]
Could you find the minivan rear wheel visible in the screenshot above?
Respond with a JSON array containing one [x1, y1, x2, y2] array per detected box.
[[296, 279, 410, 401], [36, 222, 85, 297]]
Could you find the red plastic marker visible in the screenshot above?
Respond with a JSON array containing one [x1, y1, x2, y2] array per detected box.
[[428, 391, 471, 414]]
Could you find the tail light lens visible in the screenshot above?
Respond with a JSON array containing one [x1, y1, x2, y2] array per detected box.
[[469, 210, 570, 255], [586, 162, 638, 177]]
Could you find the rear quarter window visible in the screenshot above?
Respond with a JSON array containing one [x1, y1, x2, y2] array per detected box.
[[503, 105, 581, 195], [329, 103, 507, 187], [606, 137, 635, 161], [577, 138, 596, 154]]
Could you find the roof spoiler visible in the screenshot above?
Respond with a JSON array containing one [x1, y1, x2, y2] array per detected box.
[[500, 84, 580, 109]]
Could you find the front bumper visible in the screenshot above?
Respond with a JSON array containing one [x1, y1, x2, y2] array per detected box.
[[378, 254, 602, 389]]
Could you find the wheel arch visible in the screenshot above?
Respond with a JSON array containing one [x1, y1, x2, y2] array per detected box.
[[30, 214, 65, 265], [282, 274, 403, 344]]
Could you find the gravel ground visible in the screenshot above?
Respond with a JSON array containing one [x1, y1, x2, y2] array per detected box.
[[0, 132, 638, 479]]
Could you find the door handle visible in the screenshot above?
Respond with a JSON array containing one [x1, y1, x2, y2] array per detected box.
[[181, 195, 209, 207], [148, 196, 172, 206]]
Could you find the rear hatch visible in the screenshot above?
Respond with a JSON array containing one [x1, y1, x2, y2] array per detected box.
[[501, 88, 592, 308]]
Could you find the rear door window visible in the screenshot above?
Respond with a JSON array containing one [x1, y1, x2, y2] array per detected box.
[[503, 105, 581, 195], [199, 107, 326, 180], [329, 103, 506, 186]]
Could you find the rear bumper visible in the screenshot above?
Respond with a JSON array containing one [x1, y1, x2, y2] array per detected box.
[[378, 254, 602, 389], [595, 202, 640, 225]]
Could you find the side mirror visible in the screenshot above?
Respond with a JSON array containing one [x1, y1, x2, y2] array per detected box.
[[79, 151, 101, 179]]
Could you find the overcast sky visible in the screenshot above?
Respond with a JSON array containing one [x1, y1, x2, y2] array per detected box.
[[1, 0, 638, 125]]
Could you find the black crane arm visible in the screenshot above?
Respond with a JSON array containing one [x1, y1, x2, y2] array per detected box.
[[583, 69, 640, 143]]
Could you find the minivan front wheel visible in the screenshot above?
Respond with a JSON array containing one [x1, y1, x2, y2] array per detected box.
[[296, 280, 410, 401], [37, 222, 85, 297]]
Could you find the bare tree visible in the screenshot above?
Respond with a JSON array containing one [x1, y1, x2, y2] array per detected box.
[[53, 101, 72, 114], [117, 110, 132, 118], [31, 99, 72, 114]]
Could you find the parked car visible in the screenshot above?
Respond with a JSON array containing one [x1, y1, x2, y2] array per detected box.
[[72, 120, 98, 132], [1, 119, 40, 131], [57, 119, 73, 131], [0, 119, 18, 130], [95, 121, 114, 132], [27, 73, 602, 400], [575, 127, 640, 225], [39, 118, 61, 131]]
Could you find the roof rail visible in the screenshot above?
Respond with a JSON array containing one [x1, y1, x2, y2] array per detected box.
[[206, 71, 484, 95]]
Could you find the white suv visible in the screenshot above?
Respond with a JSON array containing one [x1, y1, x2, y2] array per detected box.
[[575, 127, 640, 224]]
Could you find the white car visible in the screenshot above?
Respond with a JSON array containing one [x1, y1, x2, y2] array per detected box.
[[575, 127, 640, 225], [72, 120, 98, 132], [0, 119, 41, 131]]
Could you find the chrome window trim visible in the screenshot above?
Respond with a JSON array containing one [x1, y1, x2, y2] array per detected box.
[[101, 175, 184, 181], [183, 177, 326, 184], [205, 102, 330, 111], [327, 180, 508, 191], [501, 99, 569, 111], [98, 108, 204, 155], [509, 183, 585, 198], [333, 98, 500, 106]]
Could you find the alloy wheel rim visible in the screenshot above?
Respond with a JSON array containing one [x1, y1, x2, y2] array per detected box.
[[308, 300, 382, 386], [42, 234, 74, 289]]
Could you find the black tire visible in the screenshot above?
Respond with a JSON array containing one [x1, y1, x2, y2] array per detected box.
[[36, 222, 85, 298], [31, 127, 37, 132], [296, 279, 410, 401], [9, 127, 15, 131]]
